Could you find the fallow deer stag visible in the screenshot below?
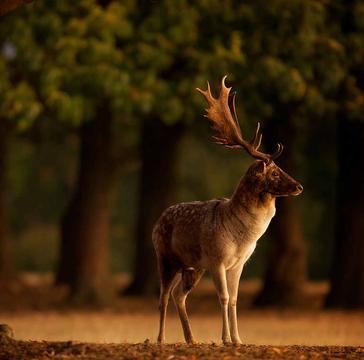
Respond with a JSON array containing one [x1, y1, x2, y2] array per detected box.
[[153, 76, 303, 345]]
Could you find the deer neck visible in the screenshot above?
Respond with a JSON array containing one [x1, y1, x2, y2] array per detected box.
[[227, 174, 276, 231]]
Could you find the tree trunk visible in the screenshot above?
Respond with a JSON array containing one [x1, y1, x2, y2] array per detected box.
[[124, 117, 183, 295], [56, 104, 117, 303], [254, 115, 307, 306], [0, 122, 13, 282], [325, 119, 364, 308]]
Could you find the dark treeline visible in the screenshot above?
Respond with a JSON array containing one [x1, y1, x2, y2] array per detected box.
[[0, 0, 363, 308]]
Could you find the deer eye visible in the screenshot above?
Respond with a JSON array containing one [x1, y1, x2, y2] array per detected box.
[[272, 170, 279, 177]]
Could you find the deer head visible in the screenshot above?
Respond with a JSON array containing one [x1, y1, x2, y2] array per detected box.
[[246, 160, 303, 197], [197, 76, 303, 197]]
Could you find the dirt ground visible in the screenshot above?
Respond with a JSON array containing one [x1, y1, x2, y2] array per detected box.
[[1, 339, 363, 360], [0, 275, 363, 358], [1, 310, 364, 346]]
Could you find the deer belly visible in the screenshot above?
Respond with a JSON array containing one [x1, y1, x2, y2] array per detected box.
[[171, 234, 203, 268]]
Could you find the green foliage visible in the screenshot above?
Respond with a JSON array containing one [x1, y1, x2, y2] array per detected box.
[[2, 0, 349, 131], [1, 0, 133, 127], [340, 2, 364, 123]]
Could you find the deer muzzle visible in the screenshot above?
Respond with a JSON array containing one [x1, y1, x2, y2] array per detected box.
[[292, 184, 303, 196]]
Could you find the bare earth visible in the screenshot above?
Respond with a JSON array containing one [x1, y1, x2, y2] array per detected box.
[[0, 276, 363, 358], [1, 310, 364, 346], [1, 339, 364, 360]]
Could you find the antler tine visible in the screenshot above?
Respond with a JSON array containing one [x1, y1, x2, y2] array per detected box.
[[231, 91, 241, 132], [197, 76, 284, 162], [271, 142, 284, 160], [255, 133, 263, 151], [250, 122, 261, 147], [196, 81, 215, 105]]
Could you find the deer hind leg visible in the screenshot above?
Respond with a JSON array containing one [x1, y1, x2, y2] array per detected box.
[[226, 264, 244, 344], [172, 267, 204, 344], [210, 265, 232, 344], [157, 256, 179, 344]]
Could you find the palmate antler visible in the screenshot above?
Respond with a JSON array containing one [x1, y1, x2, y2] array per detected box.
[[196, 76, 283, 163]]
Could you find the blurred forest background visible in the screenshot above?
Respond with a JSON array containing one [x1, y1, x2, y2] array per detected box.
[[0, 0, 363, 309]]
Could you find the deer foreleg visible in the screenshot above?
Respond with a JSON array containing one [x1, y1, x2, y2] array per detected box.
[[226, 264, 244, 344], [210, 265, 231, 344]]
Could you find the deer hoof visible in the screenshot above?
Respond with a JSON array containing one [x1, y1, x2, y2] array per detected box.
[[223, 339, 232, 345]]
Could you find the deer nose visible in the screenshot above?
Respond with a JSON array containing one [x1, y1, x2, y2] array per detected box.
[[296, 184, 303, 192]]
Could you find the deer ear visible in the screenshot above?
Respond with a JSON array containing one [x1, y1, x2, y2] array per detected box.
[[255, 160, 266, 175]]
